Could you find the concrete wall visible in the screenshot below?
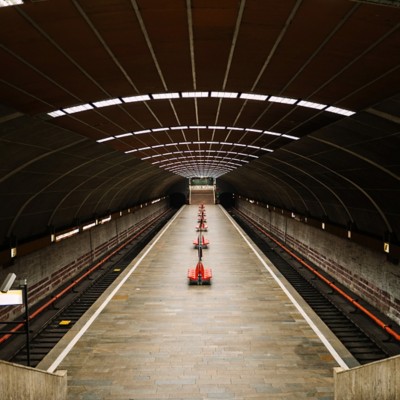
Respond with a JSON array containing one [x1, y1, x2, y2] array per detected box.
[[0, 200, 169, 322], [0, 360, 67, 400], [334, 355, 400, 400], [236, 199, 400, 325]]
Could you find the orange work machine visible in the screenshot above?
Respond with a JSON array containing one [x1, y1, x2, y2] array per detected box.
[[193, 234, 210, 249], [196, 218, 208, 231], [187, 238, 212, 285]]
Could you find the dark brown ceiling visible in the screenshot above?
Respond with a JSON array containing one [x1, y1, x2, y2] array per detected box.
[[0, 0, 399, 250]]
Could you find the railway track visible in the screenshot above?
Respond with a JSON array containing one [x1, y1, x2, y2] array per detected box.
[[0, 209, 175, 367], [230, 208, 400, 365]]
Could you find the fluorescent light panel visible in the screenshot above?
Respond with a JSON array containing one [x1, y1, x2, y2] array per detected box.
[[93, 98, 122, 108], [0, 0, 23, 7], [208, 126, 225, 129], [268, 96, 298, 104], [47, 110, 66, 118], [325, 106, 355, 116], [297, 100, 326, 110], [211, 91, 238, 98], [63, 104, 93, 114], [134, 129, 151, 135], [171, 126, 187, 130], [152, 127, 170, 132], [281, 134, 300, 140], [152, 93, 180, 100], [240, 93, 268, 101], [96, 137, 115, 143], [182, 91, 209, 98], [263, 130, 281, 137], [122, 95, 151, 103], [46, 91, 357, 120], [115, 132, 133, 138]]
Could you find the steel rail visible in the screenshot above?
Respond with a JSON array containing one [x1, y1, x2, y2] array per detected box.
[[0, 209, 171, 345], [235, 208, 400, 342]]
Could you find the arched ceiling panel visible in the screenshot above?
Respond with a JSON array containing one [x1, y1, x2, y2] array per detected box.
[[0, 0, 399, 250]]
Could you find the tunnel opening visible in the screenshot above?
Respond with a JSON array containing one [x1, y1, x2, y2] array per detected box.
[[169, 192, 187, 208], [219, 192, 235, 208]]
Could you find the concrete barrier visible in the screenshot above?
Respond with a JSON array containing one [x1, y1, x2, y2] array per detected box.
[[0, 360, 67, 400], [334, 354, 400, 399]]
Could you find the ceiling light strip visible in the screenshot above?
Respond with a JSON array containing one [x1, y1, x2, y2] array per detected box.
[[122, 141, 273, 154], [47, 91, 355, 118]]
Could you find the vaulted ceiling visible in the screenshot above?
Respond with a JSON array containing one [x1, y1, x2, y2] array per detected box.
[[0, 0, 399, 251]]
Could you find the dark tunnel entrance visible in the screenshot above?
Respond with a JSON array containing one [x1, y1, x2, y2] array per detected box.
[[169, 192, 187, 208], [219, 192, 235, 208]]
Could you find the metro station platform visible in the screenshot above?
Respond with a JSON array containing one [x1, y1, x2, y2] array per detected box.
[[38, 205, 357, 400]]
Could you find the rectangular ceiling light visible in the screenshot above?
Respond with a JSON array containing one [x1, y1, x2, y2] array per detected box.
[[189, 125, 207, 129], [125, 149, 138, 154], [268, 96, 298, 104], [115, 132, 133, 138], [133, 129, 151, 135], [93, 98, 122, 108], [208, 126, 225, 129], [240, 93, 268, 101], [241, 153, 258, 158], [182, 91, 209, 98], [47, 110, 66, 118], [122, 95, 151, 103], [281, 134, 300, 140], [325, 106, 355, 116], [152, 127, 170, 132], [96, 136, 115, 143], [171, 126, 187, 130], [152, 93, 180, 100], [297, 100, 327, 110], [0, 0, 23, 7], [227, 126, 244, 131], [63, 104, 93, 114], [245, 128, 263, 133], [211, 91, 238, 98], [263, 130, 281, 136]]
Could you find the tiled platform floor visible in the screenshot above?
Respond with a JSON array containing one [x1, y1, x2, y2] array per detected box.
[[41, 205, 346, 399]]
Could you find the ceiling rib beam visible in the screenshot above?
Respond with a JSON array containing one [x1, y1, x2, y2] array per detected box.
[[309, 136, 400, 182], [255, 4, 359, 131], [251, 163, 327, 216], [0, 138, 87, 184], [282, 148, 393, 233], [366, 107, 400, 125], [7, 153, 113, 237], [263, 156, 355, 224]]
